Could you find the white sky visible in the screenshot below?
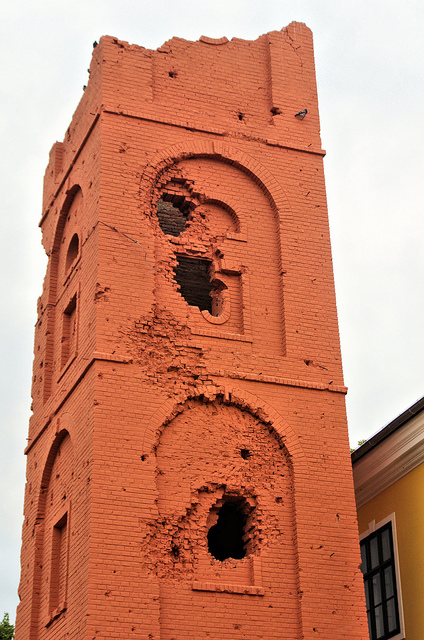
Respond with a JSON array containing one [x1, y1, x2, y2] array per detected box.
[[1, 0, 423, 623]]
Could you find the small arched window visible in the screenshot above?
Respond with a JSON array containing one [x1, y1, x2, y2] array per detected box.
[[65, 233, 79, 272]]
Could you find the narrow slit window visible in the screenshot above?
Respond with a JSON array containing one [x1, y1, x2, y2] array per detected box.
[[49, 512, 68, 614], [65, 233, 79, 272], [61, 295, 77, 367]]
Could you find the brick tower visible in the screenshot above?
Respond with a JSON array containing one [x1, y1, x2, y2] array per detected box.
[[15, 23, 368, 640]]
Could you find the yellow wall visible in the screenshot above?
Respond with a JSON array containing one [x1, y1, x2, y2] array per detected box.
[[357, 462, 424, 640]]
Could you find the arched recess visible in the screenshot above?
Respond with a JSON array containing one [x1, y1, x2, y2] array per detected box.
[[43, 185, 83, 401], [48, 185, 83, 300], [141, 142, 291, 346], [29, 428, 74, 639], [139, 140, 292, 225], [141, 385, 307, 476], [140, 389, 304, 640]]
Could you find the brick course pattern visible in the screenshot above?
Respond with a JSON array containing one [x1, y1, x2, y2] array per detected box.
[[15, 22, 369, 640]]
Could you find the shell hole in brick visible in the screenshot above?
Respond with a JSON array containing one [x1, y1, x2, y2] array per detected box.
[[66, 233, 79, 271], [174, 256, 214, 313], [207, 501, 247, 561], [157, 197, 190, 236]]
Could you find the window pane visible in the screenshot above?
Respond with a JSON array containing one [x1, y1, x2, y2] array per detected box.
[[384, 566, 394, 598], [361, 521, 401, 640], [364, 579, 370, 610], [372, 574, 382, 606], [375, 604, 384, 638], [367, 611, 372, 638], [370, 536, 379, 569], [360, 543, 368, 573], [386, 598, 397, 632], [381, 528, 391, 562]]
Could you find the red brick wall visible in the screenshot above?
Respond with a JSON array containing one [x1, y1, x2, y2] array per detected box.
[[15, 23, 369, 640]]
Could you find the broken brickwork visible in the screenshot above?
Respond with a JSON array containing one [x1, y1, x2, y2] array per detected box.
[[15, 23, 369, 640]]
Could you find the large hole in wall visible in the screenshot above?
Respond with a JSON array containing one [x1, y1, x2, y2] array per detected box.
[[207, 500, 248, 561], [174, 256, 214, 313], [157, 196, 192, 236]]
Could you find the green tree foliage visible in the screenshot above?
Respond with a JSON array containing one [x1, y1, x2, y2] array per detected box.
[[0, 613, 14, 640], [350, 439, 368, 454]]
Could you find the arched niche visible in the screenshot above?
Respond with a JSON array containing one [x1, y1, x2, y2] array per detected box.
[[139, 140, 291, 224], [31, 430, 74, 638], [43, 186, 83, 401], [53, 186, 83, 290], [140, 397, 301, 640], [147, 153, 286, 350]]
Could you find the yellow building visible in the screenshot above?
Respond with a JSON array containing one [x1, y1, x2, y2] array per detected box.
[[352, 396, 424, 640]]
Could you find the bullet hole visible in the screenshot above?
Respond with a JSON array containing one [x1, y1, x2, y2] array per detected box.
[[238, 112, 244, 121], [270, 106, 281, 115], [169, 70, 177, 78], [171, 543, 180, 558], [240, 448, 251, 459], [275, 496, 283, 504], [304, 359, 311, 366], [208, 500, 247, 561], [141, 454, 147, 462]]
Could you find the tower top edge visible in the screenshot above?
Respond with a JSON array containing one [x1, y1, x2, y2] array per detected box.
[[96, 21, 312, 54]]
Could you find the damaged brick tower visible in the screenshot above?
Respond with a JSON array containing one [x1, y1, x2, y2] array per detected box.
[[15, 23, 368, 640]]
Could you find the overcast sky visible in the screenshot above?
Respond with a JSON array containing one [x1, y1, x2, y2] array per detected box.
[[1, 0, 423, 622]]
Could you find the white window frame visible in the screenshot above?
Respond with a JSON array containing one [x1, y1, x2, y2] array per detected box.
[[359, 513, 405, 640]]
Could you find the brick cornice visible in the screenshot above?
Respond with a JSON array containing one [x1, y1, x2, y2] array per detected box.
[[102, 107, 326, 157]]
